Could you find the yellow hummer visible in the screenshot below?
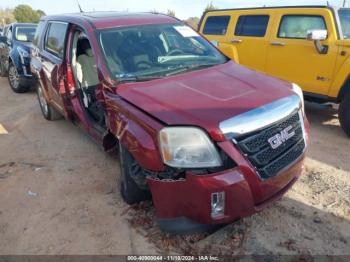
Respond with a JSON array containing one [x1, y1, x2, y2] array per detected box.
[[199, 6, 350, 136]]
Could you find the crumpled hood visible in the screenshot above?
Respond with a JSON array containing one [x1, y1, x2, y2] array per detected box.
[[117, 61, 295, 141]]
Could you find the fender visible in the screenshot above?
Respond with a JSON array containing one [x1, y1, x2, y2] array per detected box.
[[218, 42, 240, 63], [329, 55, 350, 101], [104, 90, 166, 172]]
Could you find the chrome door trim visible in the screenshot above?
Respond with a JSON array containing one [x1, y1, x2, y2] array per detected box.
[[219, 95, 302, 139]]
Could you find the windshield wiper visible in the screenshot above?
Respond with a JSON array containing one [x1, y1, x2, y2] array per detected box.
[[166, 63, 217, 76], [118, 75, 162, 83]]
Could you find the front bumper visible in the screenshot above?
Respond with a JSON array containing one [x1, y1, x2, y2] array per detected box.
[[147, 140, 305, 233]]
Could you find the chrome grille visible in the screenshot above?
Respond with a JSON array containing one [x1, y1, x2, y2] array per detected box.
[[235, 111, 305, 180]]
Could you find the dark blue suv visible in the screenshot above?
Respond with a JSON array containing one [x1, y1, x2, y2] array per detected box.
[[0, 23, 37, 93]]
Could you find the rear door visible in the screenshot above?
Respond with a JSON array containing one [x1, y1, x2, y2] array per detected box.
[[40, 21, 69, 116], [266, 8, 338, 95], [229, 12, 272, 72]]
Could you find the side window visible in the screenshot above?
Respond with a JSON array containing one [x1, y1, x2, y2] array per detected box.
[[33, 21, 46, 47], [44, 22, 68, 59], [203, 16, 231, 35], [278, 15, 326, 39], [234, 15, 269, 37]]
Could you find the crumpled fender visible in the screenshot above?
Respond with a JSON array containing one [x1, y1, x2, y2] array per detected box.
[[104, 90, 166, 171]]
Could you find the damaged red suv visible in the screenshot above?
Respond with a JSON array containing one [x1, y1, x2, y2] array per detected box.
[[31, 12, 309, 232]]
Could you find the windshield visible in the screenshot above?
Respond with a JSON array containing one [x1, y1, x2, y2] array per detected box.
[[15, 26, 36, 42], [339, 9, 350, 39], [99, 23, 228, 82]]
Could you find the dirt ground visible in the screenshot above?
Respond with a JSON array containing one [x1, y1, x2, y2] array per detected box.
[[0, 76, 349, 256]]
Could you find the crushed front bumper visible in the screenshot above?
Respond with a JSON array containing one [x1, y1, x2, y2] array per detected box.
[[147, 141, 305, 233]]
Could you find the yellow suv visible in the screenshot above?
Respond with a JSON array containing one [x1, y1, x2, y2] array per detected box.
[[199, 6, 350, 136]]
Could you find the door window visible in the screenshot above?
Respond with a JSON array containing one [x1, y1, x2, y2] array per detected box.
[[203, 16, 231, 35], [278, 15, 326, 39], [234, 15, 269, 37], [44, 22, 68, 59], [33, 21, 46, 47]]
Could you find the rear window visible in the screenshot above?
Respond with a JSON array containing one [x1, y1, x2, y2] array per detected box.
[[44, 22, 68, 59], [33, 21, 46, 47], [235, 15, 269, 37], [15, 26, 36, 42], [203, 16, 230, 35], [278, 15, 326, 39]]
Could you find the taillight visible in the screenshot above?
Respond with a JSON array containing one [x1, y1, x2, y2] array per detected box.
[[66, 64, 75, 94]]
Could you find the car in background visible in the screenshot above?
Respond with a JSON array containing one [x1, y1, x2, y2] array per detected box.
[[31, 12, 309, 232], [0, 23, 37, 93], [199, 5, 350, 137]]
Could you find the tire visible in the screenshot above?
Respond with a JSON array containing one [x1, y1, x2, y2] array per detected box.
[[36, 83, 62, 121], [118, 143, 151, 205], [8, 62, 30, 93], [339, 92, 350, 137], [0, 60, 7, 77]]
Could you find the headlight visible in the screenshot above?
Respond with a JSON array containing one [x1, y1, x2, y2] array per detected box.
[[17, 46, 29, 59], [292, 83, 305, 114], [159, 127, 222, 168]]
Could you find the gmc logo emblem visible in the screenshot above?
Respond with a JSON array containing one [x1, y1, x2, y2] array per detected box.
[[268, 126, 295, 149]]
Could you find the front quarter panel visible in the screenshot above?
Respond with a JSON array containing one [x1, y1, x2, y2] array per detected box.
[[104, 89, 165, 172]]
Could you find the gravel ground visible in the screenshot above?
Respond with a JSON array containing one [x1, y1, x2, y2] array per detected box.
[[0, 76, 349, 255]]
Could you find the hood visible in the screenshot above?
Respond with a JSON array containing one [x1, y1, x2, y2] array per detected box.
[[117, 61, 295, 141]]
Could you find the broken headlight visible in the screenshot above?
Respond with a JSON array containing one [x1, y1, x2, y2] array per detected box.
[[159, 127, 222, 168]]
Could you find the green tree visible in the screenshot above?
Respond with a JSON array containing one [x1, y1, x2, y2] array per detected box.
[[36, 9, 46, 18], [13, 5, 46, 23], [166, 9, 176, 17], [205, 1, 217, 12]]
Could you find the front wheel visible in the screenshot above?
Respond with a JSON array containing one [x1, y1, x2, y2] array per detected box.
[[37, 83, 62, 121], [8, 63, 30, 93], [118, 143, 151, 205], [339, 92, 350, 137], [0, 60, 7, 77]]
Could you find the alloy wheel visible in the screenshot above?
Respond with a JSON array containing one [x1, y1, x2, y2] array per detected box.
[[8, 65, 19, 90]]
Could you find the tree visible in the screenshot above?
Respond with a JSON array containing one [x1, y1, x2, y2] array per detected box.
[[0, 8, 15, 25], [13, 5, 46, 23], [166, 9, 176, 17], [185, 17, 200, 30], [205, 1, 217, 12]]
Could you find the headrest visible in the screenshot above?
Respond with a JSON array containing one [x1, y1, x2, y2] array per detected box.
[[78, 38, 93, 57]]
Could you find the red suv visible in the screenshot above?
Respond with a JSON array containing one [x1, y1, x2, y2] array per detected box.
[[31, 12, 309, 232]]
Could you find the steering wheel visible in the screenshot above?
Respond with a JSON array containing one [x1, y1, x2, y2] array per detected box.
[[135, 61, 153, 70], [166, 49, 186, 56]]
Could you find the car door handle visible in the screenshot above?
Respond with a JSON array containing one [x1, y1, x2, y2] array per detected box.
[[270, 41, 286, 46], [231, 38, 243, 43]]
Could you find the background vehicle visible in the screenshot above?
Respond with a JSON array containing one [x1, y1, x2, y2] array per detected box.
[[31, 12, 309, 232], [199, 6, 350, 136], [0, 22, 37, 93]]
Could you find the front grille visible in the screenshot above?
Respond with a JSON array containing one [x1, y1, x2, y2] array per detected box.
[[236, 111, 305, 180]]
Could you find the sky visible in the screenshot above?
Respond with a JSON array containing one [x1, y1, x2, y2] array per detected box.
[[0, 0, 347, 19]]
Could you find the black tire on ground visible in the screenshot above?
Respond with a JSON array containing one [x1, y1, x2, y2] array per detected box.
[[0, 60, 7, 77], [118, 143, 151, 205], [8, 62, 30, 93], [339, 92, 350, 137], [36, 83, 62, 121]]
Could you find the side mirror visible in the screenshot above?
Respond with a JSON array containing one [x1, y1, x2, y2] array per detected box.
[[307, 29, 328, 41], [307, 30, 328, 54]]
